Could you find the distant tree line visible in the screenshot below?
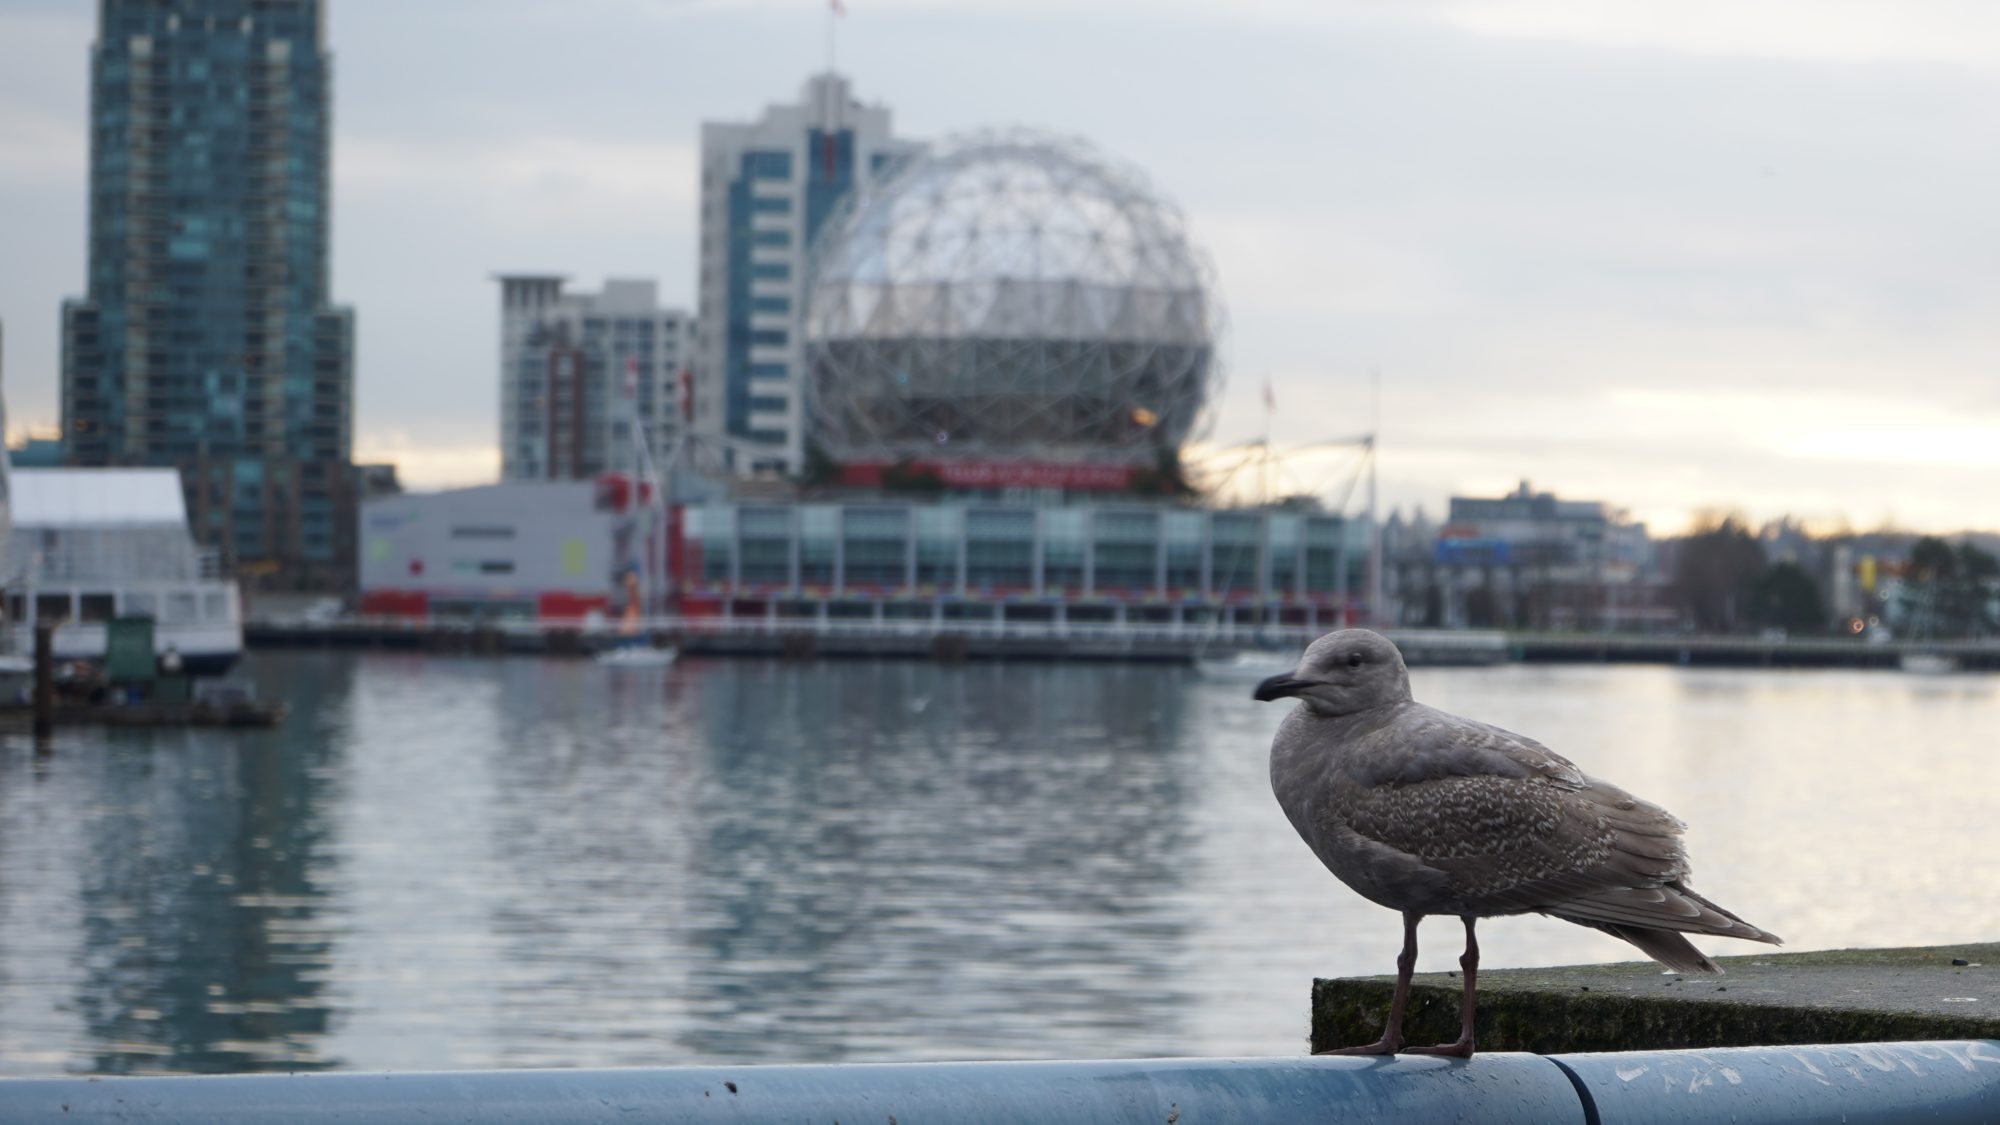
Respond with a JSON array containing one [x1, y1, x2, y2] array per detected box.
[[1670, 517, 1825, 634], [1903, 535, 1999, 638], [1670, 518, 1999, 637]]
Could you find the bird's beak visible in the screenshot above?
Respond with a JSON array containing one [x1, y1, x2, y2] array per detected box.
[[1253, 673, 1309, 702]]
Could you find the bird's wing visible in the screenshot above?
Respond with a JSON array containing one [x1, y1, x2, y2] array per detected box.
[[1348, 707, 1599, 794], [1332, 709, 1762, 936]]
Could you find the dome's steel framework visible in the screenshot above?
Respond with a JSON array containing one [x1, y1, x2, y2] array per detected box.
[[803, 130, 1222, 469]]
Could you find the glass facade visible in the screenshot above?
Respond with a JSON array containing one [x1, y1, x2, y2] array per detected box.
[[61, 0, 355, 586], [677, 501, 1365, 616], [697, 75, 918, 473]]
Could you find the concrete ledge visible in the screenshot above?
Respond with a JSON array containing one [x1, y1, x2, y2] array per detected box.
[[1313, 942, 2000, 1054]]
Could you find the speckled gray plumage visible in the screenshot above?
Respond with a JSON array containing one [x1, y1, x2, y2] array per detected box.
[[1266, 629, 1779, 973]]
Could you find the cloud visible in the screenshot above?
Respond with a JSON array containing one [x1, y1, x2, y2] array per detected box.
[[0, 103, 84, 185], [1612, 387, 2000, 470], [338, 135, 697, 217], [11, 0, 2000, 535], [354, 433, 500, 491], [1428, 0, 2000, 65]]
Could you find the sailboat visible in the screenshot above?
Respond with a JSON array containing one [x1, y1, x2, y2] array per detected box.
[[1897, 574, 1957, 674], [596, 356, 677, 668]]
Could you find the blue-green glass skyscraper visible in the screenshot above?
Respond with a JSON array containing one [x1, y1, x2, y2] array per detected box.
[[62, 0, 355, 589]]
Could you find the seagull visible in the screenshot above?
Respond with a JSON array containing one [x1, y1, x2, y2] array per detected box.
[[1256, 629, 1781, 1058]]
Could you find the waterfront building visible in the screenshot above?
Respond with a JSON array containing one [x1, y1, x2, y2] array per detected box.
[[694, 73, 919, 475], [358, 481, 621, 620], [60, 0, 356, 591], [497, 277, 693, 481], [359, 486, 1368, 628], [1395, 481, 1669, 631], [674, 498, 1363, 628], [3, 468, 244, 673]]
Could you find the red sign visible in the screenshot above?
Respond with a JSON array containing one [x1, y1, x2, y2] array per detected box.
[[841, 460, 1137, 491]]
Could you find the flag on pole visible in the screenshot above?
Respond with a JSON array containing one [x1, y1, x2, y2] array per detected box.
[[830, 0, 845, 15], [1262, 379, 1275, 411], [622, 355, 639, 400]]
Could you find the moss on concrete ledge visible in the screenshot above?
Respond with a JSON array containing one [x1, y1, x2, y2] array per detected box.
[[1310, 941, 2000, 1054]]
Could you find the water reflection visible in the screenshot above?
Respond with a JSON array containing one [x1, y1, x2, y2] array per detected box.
[[2, 653, 1998, 1074], [669, 662, 1199, 1061], [0, 656, 354, 1074]]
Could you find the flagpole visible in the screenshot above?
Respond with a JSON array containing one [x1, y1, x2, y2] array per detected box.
[[827, 0, 840, 76], [1259, 378, 1273, 506]]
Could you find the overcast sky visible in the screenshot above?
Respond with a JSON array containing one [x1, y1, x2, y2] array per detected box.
[[5, 0, 2000, 533]]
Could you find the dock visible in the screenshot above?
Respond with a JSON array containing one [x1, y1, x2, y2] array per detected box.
[[241, 615, 2000, 669], [244, 616, 1512, 664], [0, 700, 287, 729]]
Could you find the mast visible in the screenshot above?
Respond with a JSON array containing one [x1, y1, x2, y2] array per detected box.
[[1366, 369, 1383, 627], [1366, 435, 1382, 627]]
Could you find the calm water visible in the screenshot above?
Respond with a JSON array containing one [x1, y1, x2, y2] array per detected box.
[[1, 651, 1995, 1075]]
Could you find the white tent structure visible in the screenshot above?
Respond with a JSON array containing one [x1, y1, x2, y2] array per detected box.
[[4, 468, 242, 673]]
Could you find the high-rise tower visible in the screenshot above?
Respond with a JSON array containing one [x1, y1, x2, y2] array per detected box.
[[496, 276, 693, 482], [61, 0, 356, 589], [694, 73, 917, 475]]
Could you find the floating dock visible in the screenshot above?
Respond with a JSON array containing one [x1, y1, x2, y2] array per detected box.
[[244, 617, 1511, 665]]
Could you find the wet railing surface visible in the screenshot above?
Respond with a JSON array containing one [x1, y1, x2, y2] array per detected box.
[[2, 1042, 1995, 1125]]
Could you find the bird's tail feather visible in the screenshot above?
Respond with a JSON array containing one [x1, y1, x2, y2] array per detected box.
[[1561, 919, 1725, 974]]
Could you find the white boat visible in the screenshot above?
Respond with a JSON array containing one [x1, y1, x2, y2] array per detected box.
[[596, 643, 678, 668], [3, 468, 243, 675], [1197, 649, 1299, 679], [1899, 651, 1958, 675]]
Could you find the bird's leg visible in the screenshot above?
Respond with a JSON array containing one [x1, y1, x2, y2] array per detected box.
[[1316, 911, 1421, 1056], [1406, 916, 1478, 1058]]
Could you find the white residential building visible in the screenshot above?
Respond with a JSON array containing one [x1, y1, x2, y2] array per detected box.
[[497, 276, 694, 481], [694, 72, 920, 475]]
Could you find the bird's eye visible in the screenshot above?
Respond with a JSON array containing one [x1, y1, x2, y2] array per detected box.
[[1347, 652, 1364, 669]]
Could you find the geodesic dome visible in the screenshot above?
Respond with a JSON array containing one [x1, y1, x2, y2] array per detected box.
[[804, 129, 1221, 467]]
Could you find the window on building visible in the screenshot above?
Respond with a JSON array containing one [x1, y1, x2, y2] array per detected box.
[[798, 506, 836, 587], [751, 295, 790, 314], [1041, 510, 1087, 593], [966, 509, 1034, 591], [750, 329, 788, 348], [1094, 511, 1160, 593], [79, 594, 118, 623], [750, 196, 790, 214], [842, 508, 910, 589], [750, 263, 790, 281], [752, 229, 789, 247], [451, 525, 515, 539], [745, 151, 793, 180], [479, 561, 515, 574], [34, 593, 71, 622], [1211, 515, 1260, 594]]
